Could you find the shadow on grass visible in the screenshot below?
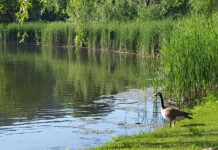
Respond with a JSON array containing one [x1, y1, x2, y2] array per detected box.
[[181, 123, 206, 127]]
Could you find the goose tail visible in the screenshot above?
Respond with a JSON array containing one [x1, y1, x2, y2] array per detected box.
[[186, 115, 193, 119]]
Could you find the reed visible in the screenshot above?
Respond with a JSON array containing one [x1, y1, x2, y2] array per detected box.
[[161, 14, 218, 102], [84, 20, 173, 54], [0, 24, 4, 42], [41, 22, 77, 46], [0, 20, 173, 54], [2, 22, 45, 43]]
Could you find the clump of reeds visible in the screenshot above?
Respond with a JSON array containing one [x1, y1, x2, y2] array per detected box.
[[84, 20, 173, 55], [2, 22, 45, 43], [0, 22, 77, 45], [161, 14, 218, 102], [0, 20, 173, 55], [41, 22, 77, 46], [0, 24, 4, 42]]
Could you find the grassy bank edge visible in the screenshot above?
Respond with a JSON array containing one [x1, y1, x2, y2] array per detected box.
[[88, 91, 218, 150]]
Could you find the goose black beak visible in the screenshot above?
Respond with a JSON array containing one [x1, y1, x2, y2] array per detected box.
[[154, 94, 157, 96]]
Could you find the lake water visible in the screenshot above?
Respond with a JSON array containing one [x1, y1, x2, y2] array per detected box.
[[0, 44, 165, 150]]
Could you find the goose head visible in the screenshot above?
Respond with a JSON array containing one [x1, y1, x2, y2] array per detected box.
[[154, 92, 162, 97]]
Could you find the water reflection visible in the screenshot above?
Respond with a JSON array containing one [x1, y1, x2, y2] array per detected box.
[[0, 43, 164, 150]]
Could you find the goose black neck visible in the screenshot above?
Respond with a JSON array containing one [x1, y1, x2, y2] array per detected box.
[[159, 94, 165, 109]]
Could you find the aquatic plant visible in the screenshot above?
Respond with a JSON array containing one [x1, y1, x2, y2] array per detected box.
[[161, 14, 218, 102], [2, 22, 45, 43], [0, 20, 173, 55], [84, 20, 173, 55], [0, 24, 4, 42], [41, 22, 77, 46]]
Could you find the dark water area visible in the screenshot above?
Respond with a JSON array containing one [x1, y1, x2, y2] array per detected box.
[[0, 43, 165, 150]]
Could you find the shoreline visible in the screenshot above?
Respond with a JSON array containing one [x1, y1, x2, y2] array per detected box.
[[88, 91, 218, 150]]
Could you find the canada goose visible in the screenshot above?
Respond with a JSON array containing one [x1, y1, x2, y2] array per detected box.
[[155, 92, 193, 128]]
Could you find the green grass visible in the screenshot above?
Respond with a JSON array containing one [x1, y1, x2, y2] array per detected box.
[[89, 91, 218, 150], [0, 24, 4, 41], [85, 20, 173, 55], [0, 20, 173, 55], [161, 14, 218, 102], [2, 22, 45, 43], [41, 22, 77, 46]]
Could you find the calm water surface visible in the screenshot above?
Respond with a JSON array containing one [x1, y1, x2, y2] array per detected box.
[[0, 44, 165, 150]]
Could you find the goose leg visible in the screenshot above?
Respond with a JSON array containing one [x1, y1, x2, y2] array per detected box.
[[173, 121, 176, 127], [169, 122, 171, 128]]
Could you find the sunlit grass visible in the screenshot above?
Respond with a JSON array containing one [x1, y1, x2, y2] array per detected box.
[[89, 91, 218, 150], [0, 20, 173, 54], [85, 20, 173, 55], [161, 14, 218, 102]]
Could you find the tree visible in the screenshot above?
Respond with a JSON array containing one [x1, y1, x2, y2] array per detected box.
[[0, 0, 20, 23], [0, 0, 69, 23], [189, 0, 218, 16], [15, 0, 32, 23], [161, 0, 189, 17]]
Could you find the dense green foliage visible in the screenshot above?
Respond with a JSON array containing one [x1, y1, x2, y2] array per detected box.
[[189, 0, 218, 15], [161, 14, 218, 102], [85, 20, 173, 54], [0, 0, 203, 23], [0, 20, 173, 54], [0, 0, 68, 23], [0, 22, 45, 43], [41, 22, 76, 45], [89, 91, 218, 150]]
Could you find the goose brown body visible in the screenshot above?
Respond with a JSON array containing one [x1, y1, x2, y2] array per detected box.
[[155, 92, 193, 128]]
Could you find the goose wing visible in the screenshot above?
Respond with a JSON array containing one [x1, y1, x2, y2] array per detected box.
[[165, 108, 190, 117]]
